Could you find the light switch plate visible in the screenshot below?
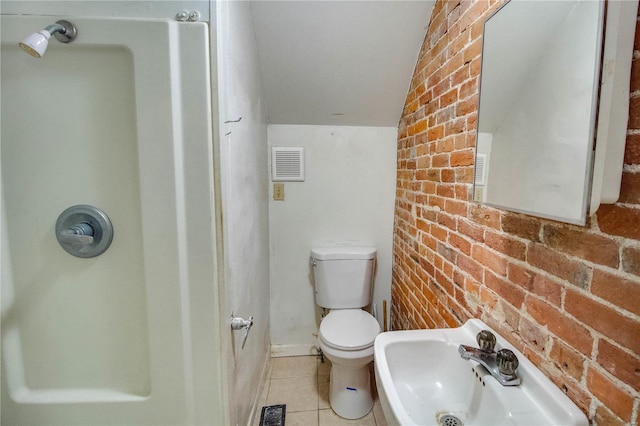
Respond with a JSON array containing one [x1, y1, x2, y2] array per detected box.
[[473, 186, 483, 202], [273, 183, 285, 201]]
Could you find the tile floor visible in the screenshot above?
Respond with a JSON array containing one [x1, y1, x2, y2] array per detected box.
[[255, 356, 387, 426]]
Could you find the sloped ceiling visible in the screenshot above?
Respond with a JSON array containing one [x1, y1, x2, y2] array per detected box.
[[250, 1, 434, 127]]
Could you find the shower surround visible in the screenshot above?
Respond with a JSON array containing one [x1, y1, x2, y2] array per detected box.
[[1, 14, 223, 424]]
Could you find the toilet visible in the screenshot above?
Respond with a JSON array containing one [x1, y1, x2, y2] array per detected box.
[[310, 246, 380, 419]]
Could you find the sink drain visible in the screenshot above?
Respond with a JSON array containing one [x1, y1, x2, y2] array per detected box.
[[438, 414, 463, 426]]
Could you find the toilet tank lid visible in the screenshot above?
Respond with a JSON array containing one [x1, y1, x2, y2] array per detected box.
[[311, 246, 376, 260]]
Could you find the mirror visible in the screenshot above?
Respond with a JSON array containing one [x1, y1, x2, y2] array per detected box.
[[474, 0, 622, 225]]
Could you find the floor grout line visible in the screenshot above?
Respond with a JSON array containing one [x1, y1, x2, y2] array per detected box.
[[260, 355, 384, 426]]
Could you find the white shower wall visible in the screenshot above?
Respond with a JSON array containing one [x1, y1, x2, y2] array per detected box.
[[0, 1, 210, 20], [268, 125, 397, 356], [1, 12, 223, 425]]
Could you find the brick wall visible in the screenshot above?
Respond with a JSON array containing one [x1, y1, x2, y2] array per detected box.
[[391, 1, 640, 424]]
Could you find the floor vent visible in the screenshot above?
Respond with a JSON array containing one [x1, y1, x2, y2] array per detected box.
[[259, 404, 286, 426]]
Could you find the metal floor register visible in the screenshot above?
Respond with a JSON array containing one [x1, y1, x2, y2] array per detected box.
[[259, 404, 286, 426]]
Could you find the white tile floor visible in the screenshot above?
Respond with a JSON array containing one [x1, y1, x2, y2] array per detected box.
[[255, 356, 387, 426]]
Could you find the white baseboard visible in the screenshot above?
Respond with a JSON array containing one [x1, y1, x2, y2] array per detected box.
[[270, 343, 319, 357]]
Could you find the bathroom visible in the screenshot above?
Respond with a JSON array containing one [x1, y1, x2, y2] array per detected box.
[[1, 0, 639, 425]]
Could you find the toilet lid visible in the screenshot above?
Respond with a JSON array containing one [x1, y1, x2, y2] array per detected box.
[[319, 310, 380, 351]]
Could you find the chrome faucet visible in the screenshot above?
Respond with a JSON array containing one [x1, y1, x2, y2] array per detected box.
[[458, 330, 521, 386]]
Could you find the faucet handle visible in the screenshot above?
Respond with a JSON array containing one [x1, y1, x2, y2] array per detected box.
[[476, 330, 497, 352], [497, 349, 519, 376]]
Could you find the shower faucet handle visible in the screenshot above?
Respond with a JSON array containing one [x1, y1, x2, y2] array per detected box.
[[55, 205, 113, 258], [58, 223, 95, 245], [59, 232, 94, 245]]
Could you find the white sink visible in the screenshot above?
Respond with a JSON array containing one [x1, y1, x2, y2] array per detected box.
[[374, 319, 588, 426]]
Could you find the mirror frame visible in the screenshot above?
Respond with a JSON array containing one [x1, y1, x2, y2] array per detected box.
[[473, 0, 637, 225]]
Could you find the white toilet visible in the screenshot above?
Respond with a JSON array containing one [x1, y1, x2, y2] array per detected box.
[[310, 246, 380, 419]]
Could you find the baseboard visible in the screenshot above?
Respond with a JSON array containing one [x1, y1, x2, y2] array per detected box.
[[270, 343, 319, 358]]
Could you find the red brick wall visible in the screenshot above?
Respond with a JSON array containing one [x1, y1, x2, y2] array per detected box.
[[391, 1, 640, 424]]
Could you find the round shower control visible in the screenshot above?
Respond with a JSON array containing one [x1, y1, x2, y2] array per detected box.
[[55, 205, 113, 258]]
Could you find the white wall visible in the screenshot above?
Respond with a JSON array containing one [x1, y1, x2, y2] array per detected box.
[[268, 125, 397, 355], [215, 2, 270, 425]]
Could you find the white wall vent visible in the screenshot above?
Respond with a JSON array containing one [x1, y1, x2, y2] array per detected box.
[[474, 153, 487, 186], [272, 147, 305, 181]]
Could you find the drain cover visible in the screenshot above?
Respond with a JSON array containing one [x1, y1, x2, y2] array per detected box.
[[259, 404, 286, 426], [439, 414, 463, 426]]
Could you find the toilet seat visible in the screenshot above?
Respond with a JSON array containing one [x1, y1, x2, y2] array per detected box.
[[319, 310, 380, 351]]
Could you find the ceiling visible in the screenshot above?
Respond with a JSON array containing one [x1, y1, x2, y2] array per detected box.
[[250, 1, 435, 127]]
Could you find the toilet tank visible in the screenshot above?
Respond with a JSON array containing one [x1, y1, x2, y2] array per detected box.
[[310, 246, 376, 309]]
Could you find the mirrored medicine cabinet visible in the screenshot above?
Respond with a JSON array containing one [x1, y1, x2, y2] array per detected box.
[[474, 0, 638, 225]]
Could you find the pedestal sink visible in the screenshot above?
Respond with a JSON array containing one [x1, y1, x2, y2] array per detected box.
[[374, 319, 588, 426]]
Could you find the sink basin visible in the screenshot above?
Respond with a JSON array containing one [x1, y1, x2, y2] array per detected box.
[[374, 319, 588, 426]]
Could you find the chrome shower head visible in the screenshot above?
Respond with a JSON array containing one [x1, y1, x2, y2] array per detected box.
[[19, 20, 77, 58]]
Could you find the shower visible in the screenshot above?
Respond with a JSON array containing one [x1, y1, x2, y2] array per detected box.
[[18, 20, 76, 58], [2, 14, 224, 424]]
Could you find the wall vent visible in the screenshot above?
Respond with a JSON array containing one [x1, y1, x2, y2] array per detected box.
[[475, 153, 487, 186], [272, 147, 305, 181]]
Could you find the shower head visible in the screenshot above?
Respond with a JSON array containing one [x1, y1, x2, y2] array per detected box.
[[19, 20, 77, 58]]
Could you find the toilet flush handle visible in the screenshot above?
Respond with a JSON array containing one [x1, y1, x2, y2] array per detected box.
[[231, 314, 254, 350]]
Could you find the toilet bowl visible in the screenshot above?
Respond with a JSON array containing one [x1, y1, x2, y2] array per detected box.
[[318, 309, 380, 419], [311, 246, 379, 419]]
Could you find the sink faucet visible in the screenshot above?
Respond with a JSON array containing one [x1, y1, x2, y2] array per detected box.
[[458, 330, 521, 386]]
